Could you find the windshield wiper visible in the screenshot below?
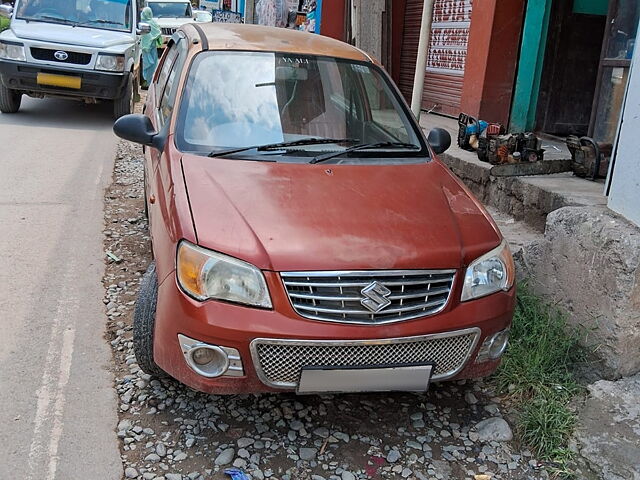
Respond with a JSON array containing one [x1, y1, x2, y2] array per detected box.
[[309, 142, 421, 164], [28, 15, 77, 25], [207, 138, 358, 158], [76, 19, 125, 26]]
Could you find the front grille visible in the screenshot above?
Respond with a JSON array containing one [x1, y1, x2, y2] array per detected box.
[[30, 47, 91, 65], [250, 329, 480, 388], [281, 270, 456, 324], [161, 27, 176, 36]]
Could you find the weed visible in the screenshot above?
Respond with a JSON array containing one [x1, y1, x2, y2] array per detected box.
[[495, 283, 585, 471]]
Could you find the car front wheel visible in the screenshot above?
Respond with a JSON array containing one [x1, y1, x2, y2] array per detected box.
[[0, 84, 22, 114], [113, 73, 136, 119], [133, 262, 165, 377]]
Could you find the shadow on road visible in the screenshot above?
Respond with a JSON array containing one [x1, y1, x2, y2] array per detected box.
[[0, 96, 116, 131]]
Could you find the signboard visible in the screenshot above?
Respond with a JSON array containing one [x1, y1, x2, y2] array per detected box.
[[211, 9, 243, 23], [426, 0, 472, 76]]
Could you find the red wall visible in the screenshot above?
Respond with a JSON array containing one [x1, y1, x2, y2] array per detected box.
[[321, 0, 347, 41], [392, 0, 408, 84], [460, 0, 525, 125]]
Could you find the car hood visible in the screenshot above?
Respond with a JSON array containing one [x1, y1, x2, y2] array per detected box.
[[181, 156, 502, 271], [11, 20, 132, 48]]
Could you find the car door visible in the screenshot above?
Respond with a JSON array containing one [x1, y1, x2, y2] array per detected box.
[[148, 33, 190, 281]]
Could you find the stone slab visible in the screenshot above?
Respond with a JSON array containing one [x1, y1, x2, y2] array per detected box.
[[574, 374, 640, 480], [519, 206, 640, 379]]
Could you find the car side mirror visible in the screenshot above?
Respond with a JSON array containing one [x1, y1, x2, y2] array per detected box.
[[137, 22, 151, 35], [427, 127, 451, 155], [114, 114, 163, 149], [0, 5, 14, 18]]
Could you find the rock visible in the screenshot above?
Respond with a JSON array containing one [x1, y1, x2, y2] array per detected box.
[[575, 374, 640, 479], [166, 475, 182, 480], [299, 447, 317, 461], [474, 417, 513, 442], [386, 449, 401, 463], [214, 448, 235, 466], [341, 472, 355, 480], [145, 453, 161, 462], [173, 452, 187, 462], [519, 206, 640, 378], [237, 437, 254, 449], [314, 427, 330, 438], [156, 443, 167, 457], [119, 419, 133, 432], [333, 432, 349, 442], [125, 467, 138, 478], [465, 392, 478, 404]]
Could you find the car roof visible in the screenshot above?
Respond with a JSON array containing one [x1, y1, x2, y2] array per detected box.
[[190, 23, 372, 63]]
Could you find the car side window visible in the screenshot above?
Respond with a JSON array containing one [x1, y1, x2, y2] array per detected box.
[[155, 46, 179, 108], [158, 37, 188, 126]]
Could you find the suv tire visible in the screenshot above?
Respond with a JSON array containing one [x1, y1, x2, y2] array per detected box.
[[0, 84, 22, 114], [133, 262, 166, 377], [113, 73, 136, 119]]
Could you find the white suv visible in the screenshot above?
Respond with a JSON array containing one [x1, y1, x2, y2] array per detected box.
[[146, 0, 197, 45], [0, 0, 149, 118]]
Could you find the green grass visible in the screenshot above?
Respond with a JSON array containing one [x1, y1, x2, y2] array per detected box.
[[495, 283, 585, 473], [0, 17, 9, 32]]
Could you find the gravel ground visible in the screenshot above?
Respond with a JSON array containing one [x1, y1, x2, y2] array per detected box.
[[103, 138, 551, 480]]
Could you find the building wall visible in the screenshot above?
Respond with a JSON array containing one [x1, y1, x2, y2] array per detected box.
[[320, 0, 346, 41], [607, 39, 640, 227]]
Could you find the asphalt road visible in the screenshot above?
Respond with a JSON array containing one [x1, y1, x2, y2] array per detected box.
[[0, 97, 122, 480]]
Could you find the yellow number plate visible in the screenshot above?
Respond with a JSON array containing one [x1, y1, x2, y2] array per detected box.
[[36, 73, 82, 89]]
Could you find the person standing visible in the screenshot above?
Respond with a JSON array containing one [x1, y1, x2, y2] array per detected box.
[[140, 6, 162, 88]]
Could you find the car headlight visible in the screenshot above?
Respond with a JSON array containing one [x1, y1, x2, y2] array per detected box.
[[95, 53, 125, 72], [0, 42, 26, 61], [177, 241, 272, 308], [461, 240, 515, 301]]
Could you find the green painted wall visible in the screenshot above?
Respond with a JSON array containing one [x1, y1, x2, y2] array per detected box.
[[510, 0, 553, 132], [573, 0, 609, 16]]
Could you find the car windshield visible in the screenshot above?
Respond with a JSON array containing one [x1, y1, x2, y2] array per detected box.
[[15, 0, 132, 32], [175, 51, 426, 160], [148, 2, 192, 18]]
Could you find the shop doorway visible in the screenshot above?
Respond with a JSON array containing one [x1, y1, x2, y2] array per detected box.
[[535, 1, 607, 136]]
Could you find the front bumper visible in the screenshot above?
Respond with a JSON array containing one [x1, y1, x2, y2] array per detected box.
[[0, 59, 128, 100], [154, 271, 515, 394]]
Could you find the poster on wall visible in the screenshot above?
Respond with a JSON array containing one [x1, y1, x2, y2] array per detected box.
[[254, 0, 321, 32]]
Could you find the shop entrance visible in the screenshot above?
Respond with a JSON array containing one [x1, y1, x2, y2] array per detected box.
[[535, 1, 607, 136]]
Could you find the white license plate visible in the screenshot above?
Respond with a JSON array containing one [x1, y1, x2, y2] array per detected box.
[[297, 364, 433, 394]]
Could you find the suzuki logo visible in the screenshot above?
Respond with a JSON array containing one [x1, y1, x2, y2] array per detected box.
[[360, 281, 392, 313], [54, 50, 69, 61]]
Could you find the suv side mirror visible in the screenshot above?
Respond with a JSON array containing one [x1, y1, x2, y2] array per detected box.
[[0, 5, 13, 18], [137, 22, 151, 35], [427, 128, 451, 155], [114, 114, 163, 149]]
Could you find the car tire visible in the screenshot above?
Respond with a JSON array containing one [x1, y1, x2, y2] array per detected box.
[[133, 262, 166, 377], [113, 73, 136, 119], [0, 84, 22, 114]]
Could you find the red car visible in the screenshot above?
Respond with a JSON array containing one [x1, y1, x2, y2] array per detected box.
[[113, 23, 515, 394]]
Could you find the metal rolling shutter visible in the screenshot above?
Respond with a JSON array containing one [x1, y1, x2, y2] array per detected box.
[[399, 0, 472, 116]]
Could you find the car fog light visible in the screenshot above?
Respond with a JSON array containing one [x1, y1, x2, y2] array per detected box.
[[178, 334, 245, 378], [476, 329, 510, 363], [489, 329, 510, 359], [187, 345, 229, 377], [192, 347, 216, 366]]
